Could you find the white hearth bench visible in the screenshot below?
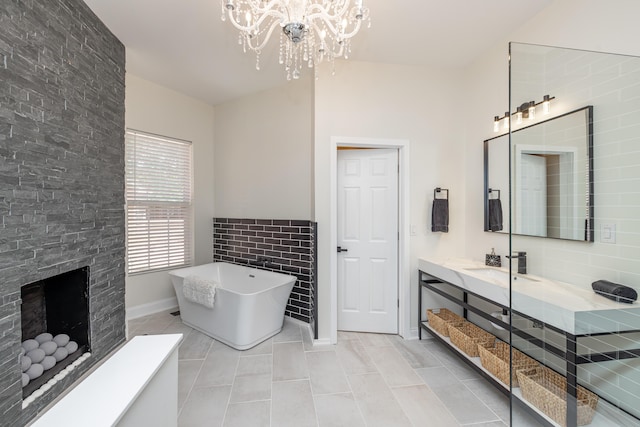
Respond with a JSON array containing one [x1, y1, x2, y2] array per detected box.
[[30, 334, 182, 427]]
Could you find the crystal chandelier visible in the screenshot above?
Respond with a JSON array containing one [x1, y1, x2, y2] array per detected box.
[[221, 0, 370, 80]]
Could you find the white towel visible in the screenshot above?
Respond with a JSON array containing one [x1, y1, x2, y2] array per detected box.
[[183, 275, 218, 309]]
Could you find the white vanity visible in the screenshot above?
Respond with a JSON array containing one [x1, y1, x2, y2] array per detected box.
[[418, 257, 640, 427]]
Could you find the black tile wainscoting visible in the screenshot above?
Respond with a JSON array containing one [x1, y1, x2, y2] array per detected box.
[[213, 218, 318, 338], [0, 0, 126, 424]]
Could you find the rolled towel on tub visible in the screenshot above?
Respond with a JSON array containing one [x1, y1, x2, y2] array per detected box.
[[183, 275, 219, 309], [592, 280, 638, 304]]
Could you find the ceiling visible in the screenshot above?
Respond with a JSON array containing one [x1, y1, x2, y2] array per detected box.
[[83, 0, 553, 105]]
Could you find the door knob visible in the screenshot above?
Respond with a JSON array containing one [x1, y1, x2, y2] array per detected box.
[[337, 246, 348, 253]]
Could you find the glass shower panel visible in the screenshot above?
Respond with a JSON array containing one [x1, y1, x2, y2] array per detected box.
[[509, 42, 640, 427]]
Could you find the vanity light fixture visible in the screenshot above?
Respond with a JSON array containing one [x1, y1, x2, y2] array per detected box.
[[492, 95, 555, 132]]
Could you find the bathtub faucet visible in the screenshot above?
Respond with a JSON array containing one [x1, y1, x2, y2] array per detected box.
[[250, 256, 270, 267]]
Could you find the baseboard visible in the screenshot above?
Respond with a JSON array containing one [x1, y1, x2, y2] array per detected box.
[[126, 297, 178, 321], [404, 327, 419, 340], [313, 337, 331, 346]]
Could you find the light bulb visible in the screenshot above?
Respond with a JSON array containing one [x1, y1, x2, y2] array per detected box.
[[493, 116, 500, 133], [542, 95, 551, 115], [515, 107, 523, 125], [503, 112, 510, 130], [528, 101, 536, 120]]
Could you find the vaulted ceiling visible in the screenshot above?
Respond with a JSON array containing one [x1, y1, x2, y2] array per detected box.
[[83, 0, 553, 105]]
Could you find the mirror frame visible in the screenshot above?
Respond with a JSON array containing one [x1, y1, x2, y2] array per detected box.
[[484, 105, 594, 242]]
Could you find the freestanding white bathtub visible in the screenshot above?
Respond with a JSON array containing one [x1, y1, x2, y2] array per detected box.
[[169, 262, 296, 350]]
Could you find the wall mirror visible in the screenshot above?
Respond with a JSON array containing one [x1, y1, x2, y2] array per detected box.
[[484, 106, 594, 241]]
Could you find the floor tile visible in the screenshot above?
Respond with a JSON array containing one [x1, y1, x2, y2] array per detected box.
[[314, 392, 365, 427], [179, 329, 214, 360], [223, 400, 270, 427], [236, 354, 272, 376], [193, 343, 240, 387], [416, 366, 501, 425], [273, 342, 309, 381], [388, 335, 442, 369], [463, 378, 510, 422], [348, 373, 412, 427], [391, 384, 458, 427], [178, 385, 231, 427], [306, 350, 350, 395], [272, 380, 317, 427], [365, 346, 422, 387], [335, 339, 377, 375], [178, 359, 204, 409], [229, 373, 271, 403], [273, 319, 302, 343], [357, 332, 393, 348]]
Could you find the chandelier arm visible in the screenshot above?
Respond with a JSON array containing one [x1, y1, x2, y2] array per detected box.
[[307, 12, 362, 41], [244, 19, 282, 51], [307, 2, 351, 20], [226, 10, 283, 33]]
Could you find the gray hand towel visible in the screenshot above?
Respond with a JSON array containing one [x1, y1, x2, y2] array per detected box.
[[488, 199, 503, 232], [592, 280, 637, 303], [431, 199, 449, 232]]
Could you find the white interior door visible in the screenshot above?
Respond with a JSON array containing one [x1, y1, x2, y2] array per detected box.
[[337, 148, 398, 333], [520, 154, 547, 236]]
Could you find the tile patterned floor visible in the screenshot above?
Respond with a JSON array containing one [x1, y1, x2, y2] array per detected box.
[[128, 311, 542, 427]]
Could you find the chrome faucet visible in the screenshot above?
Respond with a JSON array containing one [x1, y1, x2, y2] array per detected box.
[[506, 251, 527, 274]]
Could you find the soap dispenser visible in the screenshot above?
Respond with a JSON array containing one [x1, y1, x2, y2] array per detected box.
[[485, 248, 501, 267]]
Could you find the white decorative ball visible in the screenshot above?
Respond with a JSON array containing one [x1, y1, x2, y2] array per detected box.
[[35, 333, 53, 344], [53, 347, 68, 362], [21, 373, 29, 387], [20, 347, 25, 356], [22, 339, 39, 352], [40, 341, 58, 356], [41, 356, 56, 371], [40, 382, 52, 392], [26, 363, 44, 380], [53, 334, 70, 347], [26, 348, 45, 364], [21, 355, 32, 372], [31, 388, 43, 399], [65, 341, 78, 354]]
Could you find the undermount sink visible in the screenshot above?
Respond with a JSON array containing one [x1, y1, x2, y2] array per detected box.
[[463, 267, 540, 284]]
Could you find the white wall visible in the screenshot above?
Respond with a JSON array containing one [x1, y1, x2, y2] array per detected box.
[[464, 0, 640, 263], [214, 78, 313, 220], [125, 74, 215, 314], [314, 60, 466, 340]]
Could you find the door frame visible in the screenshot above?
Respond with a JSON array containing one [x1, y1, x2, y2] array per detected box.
[[330, 136, 410, 344]]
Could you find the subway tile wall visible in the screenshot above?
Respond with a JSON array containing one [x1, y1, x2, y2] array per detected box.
[[213, 218, 318, 338]]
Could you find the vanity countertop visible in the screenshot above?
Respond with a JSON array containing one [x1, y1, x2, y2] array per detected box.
[[419, 257, 640, 335]]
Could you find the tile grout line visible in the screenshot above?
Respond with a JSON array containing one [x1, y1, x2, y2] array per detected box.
[[220, 343, 242, 426]]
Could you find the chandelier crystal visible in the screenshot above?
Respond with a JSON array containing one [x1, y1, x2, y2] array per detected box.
[[221, 0, 370, 80]]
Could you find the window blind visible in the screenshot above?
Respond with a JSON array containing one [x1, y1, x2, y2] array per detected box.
[[125, 130, 193, 275]]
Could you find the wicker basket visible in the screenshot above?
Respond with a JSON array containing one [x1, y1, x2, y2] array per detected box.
[[447, 321, 495, 357], [426, 308, 464, 337], [478, 341, 539, 387], [516, 366, 598, 426]]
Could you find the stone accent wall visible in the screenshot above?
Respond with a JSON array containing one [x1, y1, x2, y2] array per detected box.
[[0, 0, 126, 424], [213, 218, 318, 337]]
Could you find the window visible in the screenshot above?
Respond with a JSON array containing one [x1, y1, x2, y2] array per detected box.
[[125, 130, 193, 274]]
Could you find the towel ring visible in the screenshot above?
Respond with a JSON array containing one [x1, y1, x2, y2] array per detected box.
[[434, 187, 449, 200], [488, 188, 501, 200]]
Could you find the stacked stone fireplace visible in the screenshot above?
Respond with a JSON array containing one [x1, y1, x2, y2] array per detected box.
[[0, 0, 126, 424]]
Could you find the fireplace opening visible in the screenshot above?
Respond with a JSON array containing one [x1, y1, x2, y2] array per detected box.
[[20, 267, 91, 398]]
